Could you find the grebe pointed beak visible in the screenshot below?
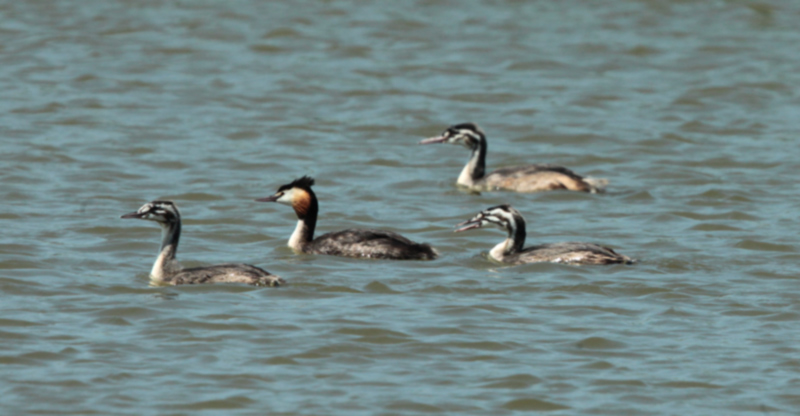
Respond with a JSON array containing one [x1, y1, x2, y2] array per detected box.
[[419, 135, 448, 145], [454, 219, 482, 233], [255, 195, 280, 203], [121, 211, 144, 219]]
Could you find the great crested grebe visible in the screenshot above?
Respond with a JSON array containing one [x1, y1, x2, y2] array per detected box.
[[455, 204, 634, 265], [256, 176, 438, 260], [121, 200, 284, 286], [420, 123, 608, 193]]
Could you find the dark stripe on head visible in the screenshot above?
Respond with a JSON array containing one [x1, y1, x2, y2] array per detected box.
[[485, 204, 512, 214], [148, 200, 180, 223], [278, 176, 315, 192], [151, 200, 177, 208], [450, 122, 481, 133]]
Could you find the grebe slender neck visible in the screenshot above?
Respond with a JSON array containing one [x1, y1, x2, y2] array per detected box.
[[152, 220, 180, 279], [501, 211, 526, 255], [288, 190, 318, 250], [458, 135, 487, 186]]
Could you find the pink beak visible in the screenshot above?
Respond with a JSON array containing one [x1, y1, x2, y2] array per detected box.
[[121, 211, 145, 219], [454, 219, 482, 233], [255, 195, 280, 202], [419, 135, 448, 145]]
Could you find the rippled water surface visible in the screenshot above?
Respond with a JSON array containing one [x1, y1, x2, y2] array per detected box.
[[2, 1, 800, 414]]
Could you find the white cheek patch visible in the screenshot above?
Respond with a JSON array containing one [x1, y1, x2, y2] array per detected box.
[[277, 189, 295, 205], [455, 135, 475, 148], [486, 214, 509, 231], [145, 212, 162, 221]]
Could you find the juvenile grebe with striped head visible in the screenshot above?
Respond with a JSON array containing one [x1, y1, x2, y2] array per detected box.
[[256, 176, 438, 260], [121, 201, 284, 286], [455, 204, 633, 265], [420, 123, 607, 193]]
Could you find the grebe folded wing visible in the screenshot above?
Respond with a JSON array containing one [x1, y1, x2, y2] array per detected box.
[[484, 164, 595, 192], [514, 242, 634, 265], [172, 264, 284, 286], [307, 228, 437, 260]]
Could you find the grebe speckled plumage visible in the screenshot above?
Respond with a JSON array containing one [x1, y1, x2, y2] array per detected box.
[[420, 123, 607, 193], [121, 201, 284, 286], [455, 204, 633, 265], [256, 176, 438, 260]]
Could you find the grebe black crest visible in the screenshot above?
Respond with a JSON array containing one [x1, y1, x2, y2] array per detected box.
[[256, 176, 438, 260], [420, 123, 607, 193], [121, 200, 284, 286], [455, 204, 634, 265]]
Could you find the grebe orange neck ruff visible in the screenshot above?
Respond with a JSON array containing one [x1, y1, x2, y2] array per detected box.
[[257, 176, 438, 260]]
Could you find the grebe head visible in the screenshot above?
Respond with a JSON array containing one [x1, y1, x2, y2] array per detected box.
[[455, 204, 521, 233], [121, 200, 180, 225], [256, 176, 316, 218], [420, 123, 485, 150]]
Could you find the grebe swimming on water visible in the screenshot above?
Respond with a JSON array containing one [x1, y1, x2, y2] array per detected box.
[[455, 204, 633, 265], [256, 176, 437, 260], [122, 200, 284, 286], [421, 123, 607, 193]]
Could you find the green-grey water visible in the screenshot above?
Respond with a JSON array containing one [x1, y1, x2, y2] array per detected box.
[[2, 1, 799, 414]]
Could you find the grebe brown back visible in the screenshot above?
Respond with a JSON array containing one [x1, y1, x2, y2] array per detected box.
[[420, 123, 607, 193], [121, 201, 284, 286], [256, 176, 438, 260], [455, 204, 633, 265]]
